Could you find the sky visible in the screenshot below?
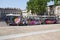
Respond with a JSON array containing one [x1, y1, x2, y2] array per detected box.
[[0, 0, 54, 10], [47, 1, 54, 6]]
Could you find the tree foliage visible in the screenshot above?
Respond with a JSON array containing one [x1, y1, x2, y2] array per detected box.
[[54, 0, 58, 5], [51, 0, 58, 6], [27, 0, 50, 15]]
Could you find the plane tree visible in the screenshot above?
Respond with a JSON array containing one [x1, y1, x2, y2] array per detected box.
[[27, 0, 50, 15]]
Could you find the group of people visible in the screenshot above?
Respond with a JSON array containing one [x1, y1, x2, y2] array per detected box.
[[22, 17, 42, 25]]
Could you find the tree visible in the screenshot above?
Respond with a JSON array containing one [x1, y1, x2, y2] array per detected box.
[[54, 0, 58, 6], [51, 0, 58, 6], [27, 0, 50, 15]]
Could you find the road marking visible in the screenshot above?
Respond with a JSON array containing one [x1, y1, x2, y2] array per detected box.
[[0, 29, 60, 40]]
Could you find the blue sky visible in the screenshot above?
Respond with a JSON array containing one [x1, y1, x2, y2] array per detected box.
[[0, 0, 54, 10], [47, 1, 54, 6], [0, 0, 28, 10]]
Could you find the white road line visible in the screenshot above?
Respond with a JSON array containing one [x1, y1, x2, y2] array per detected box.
[[0, 29, 60, 40]]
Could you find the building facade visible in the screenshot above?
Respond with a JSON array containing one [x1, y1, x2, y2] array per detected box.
[[54, 1, 60, 17], [22, 9, 34, 17], [0, 8, 22, 20], [47, 1, 60, 17]]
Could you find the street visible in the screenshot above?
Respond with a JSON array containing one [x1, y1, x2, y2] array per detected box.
[[0, 21, 60, 40]]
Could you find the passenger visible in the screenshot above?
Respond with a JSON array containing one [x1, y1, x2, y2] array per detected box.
[[39, 19, 42, 24], [14, 17, 20, 24], [27, 19, 30, 25]]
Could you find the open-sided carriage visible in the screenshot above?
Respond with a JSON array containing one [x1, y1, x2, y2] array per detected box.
[[5, 14, 23, 26]]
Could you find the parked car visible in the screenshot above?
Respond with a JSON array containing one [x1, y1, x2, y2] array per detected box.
[[39, 15, 59, 24], [44, 18, 57, 24]]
